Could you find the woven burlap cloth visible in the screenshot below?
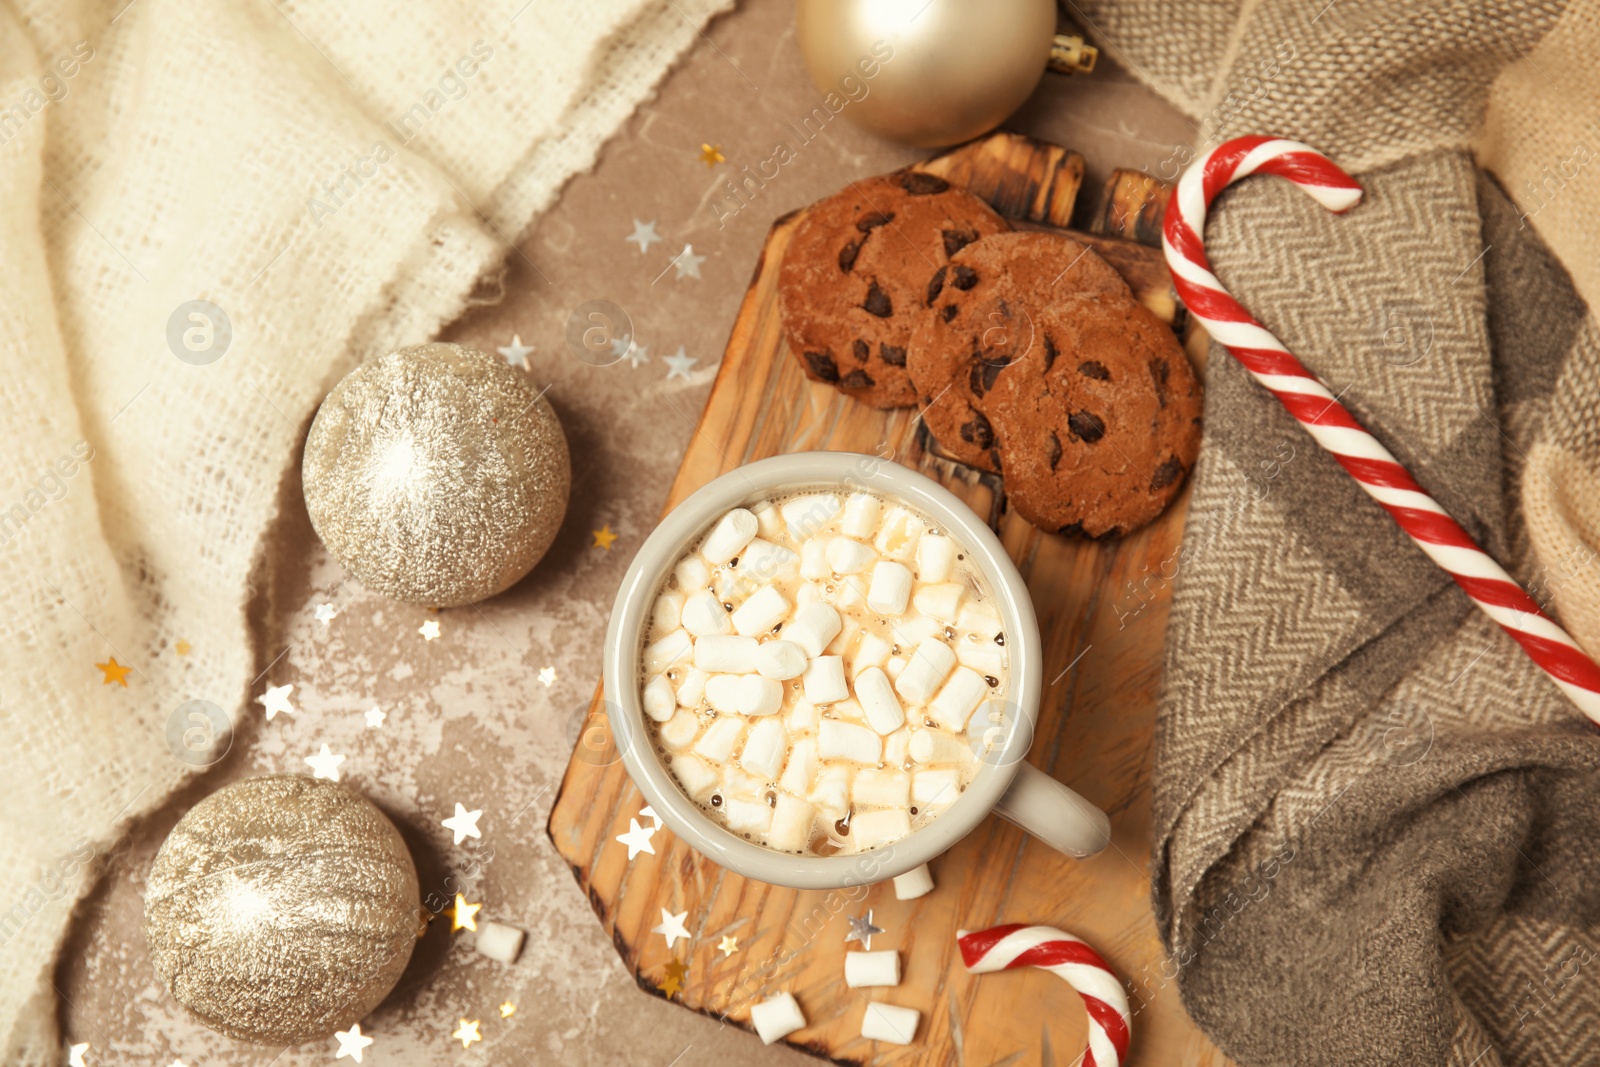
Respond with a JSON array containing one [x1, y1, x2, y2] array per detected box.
[[0, 0, 728, 1061], [1070, 0, 1600, 1063]]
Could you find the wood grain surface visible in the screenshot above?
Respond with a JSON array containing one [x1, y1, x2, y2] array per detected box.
[[547, 132, 1234, 1067]]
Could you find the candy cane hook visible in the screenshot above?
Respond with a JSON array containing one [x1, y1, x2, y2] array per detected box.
[[1162, 135, 1600, 723]]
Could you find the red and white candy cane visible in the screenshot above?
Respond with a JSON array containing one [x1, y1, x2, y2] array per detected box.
[[958, 924, 1130, 1067], [1163, 135, 1600, 724]]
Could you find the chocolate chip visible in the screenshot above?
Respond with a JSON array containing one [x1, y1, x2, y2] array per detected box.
[[941, 304, 959, 322], [1078, 360, 1110, 380], [926, 266, 947, 304], [1047, 431, 1061, 471], [1043, 333, 1059, 372], [967, 361, 985, 396], [1067, 410, 1106, 442], [856, 210, 895, 232], [879, 344, 907, 367], [989, 446, 1003, 470], [942, 228, 980, 257], [841, 368, 875, 389], [1150, 456, 1184, 490], [1148, 358, 1171, 407], [959, 412, 994, 448], [978, 357, 1009, 393], [950, 265, 979, 290], [803, 351, 839, 382], [1091, 526, 1123, 540], [1057, 521, 1084, 537], [862, 281, 892, 318], [852, 339, 870, 363], [838, 239, 862, 273], [898, 171, 950, 195]]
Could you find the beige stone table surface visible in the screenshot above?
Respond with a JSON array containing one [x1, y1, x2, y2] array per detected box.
[[54, 1, 1194, 1063]]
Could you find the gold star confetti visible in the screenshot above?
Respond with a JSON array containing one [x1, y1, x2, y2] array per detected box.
[[660, 958, 687, 999], [96, 657, 130, 687], [452, 1019, 482, 1049], [538, 666, 556, 687], [174, 639, 191, 656], [499, 1001, 516, 1019], [449, 892, 482, 932], [592, 524, 618, 551], [698, 142, 725, 167], [418, 618, 441, 640], [718, 935, 739, 957]]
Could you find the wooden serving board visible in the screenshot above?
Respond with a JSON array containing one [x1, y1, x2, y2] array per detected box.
[[547, 132, 1233, 1067]]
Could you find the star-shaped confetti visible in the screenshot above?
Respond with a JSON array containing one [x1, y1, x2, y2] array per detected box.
[[653, 908, 691, 949], [625, 342, 650, 369], [314, 603, 337, 624], [418, 619, 441, 641], [449, 892, 482, 932], [174, 639, 191, 656], [660, 958, 688, 999], [699, 143, 725, 167], [442, 802, 483, 844], [334, 1022, 374, 1062], [538, 666, 557, 687], [498, 333, 534, 367], [452, 1019, 482, 1049], [500, 1001, 517, 1019], [68, 1043, 89, 1067], [592, 524, 618, 551], [304, 743, 346, 781], [671, 245, 706, 281], [641, 805, 662, 830], [616, 817, 657, 860], [664, 346, 697, 381], [625, 219, 661, 253], [257, 683, 295, 720], [718, 935, 739, 957], [96, 657, 130, 687], [845, 910, 884, 950], [365, 706, 386, 728]]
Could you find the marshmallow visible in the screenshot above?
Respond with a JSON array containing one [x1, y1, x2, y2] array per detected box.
[[885, 656, 906, 681], [860, 1002, 920, 1045], [809, 764, 853, 819], [831, 577, 866, 610], [644, 629, 694, 674], [826, 616, 858, 657], [916, 533, 957, 583], [890, 612, 943, 648], [751, 992, 807, 1045], [768, 793, 815, 853], [841, 493, 881, 539], [913, 768, 962, 809], [844, 950, 901, 989], [787, 602, 841, 658], [695, 634, 759, 673], [795, 581, 823, 608], [883, 728, 911, 768], [819, 719, 882, 764], [851, 632, 892, 674], [723, 795, 774, 834], [741, 717, 787, 779], [895, 639, 956, 704], [723, 766, 765, 800], [652, 592, 684, 633], [912, 582, 964, 623], [781, 493, 842, 541], [674, 555, 710, 593], [702, 508, 758, 565], [786, 697, 820, 734], [642, 674, 676, 722], [826, 536, 876, 575], [672, 754, 718, 799], [659, 709, 700, 751], [855, 667, 905, 735], [755, 639, 807, 680], [473, 920, 526, 965], [738, 538, 798, 580], [694, 716, 745, 762], [958, 599, 1003, 640], [704, 674, 743, 714], [893, 863, 935, 900], [733, 584, 790, 636], [681, 589, 732, 637], [909, 727, 969, 765], [803, 655, 849, 705], [848, 808, 912, 851], [706, 673, 783, 717], [800, 538, 830, 580], [928, 666, 988, 732], [852, 768, 910, 809], [955, 634, 1006, 677], [832, 697, 867, 723], [753, 499, 782, 540], [874, 507, 924, 561], [675, 668, 708, 708], [780, 737, 818, 794], [866, 561, 913, 615]]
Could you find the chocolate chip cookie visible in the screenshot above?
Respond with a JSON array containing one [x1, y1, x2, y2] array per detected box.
[[906, 231, 1133, 470], [985, 297, 1202, 537], [779, 170, 1009, 408]]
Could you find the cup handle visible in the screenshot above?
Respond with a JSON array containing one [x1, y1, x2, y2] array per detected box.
[[992, 763, 1111, 858]]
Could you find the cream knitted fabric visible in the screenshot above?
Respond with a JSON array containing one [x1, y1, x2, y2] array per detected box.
[[0, 0, 728, 1061]]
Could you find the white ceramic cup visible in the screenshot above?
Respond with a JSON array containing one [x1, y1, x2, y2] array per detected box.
[[604, 451, 1111, 889]]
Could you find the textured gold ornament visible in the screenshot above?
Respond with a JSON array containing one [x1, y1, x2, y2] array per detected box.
[[795, 0, 1058, 147], [302, 342, 571, 607], [144, 775, 423, 1045]]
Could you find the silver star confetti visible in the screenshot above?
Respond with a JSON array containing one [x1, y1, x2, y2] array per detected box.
[[498, 333, 534, 367], [615, 817, 657, 860], [664, 346, 697, 381], [257, 683, 295, 721], [314, 603, 337, 624], [441, 802, 483, 844], [671, 244, 706, 280], [365, 706, 386, 728], [653, 907, 691, 949], [303, 743, 346, 781], [625, 218, 662, 253], [844, 910, 884, 950]]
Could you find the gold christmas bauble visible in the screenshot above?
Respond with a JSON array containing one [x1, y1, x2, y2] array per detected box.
[[303, 341, 571, 607], [796, 0, 1057, 147], [144, 775, 422, 1045]]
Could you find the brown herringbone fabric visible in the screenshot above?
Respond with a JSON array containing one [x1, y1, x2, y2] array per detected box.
[[1068, 1, 1600, 1063]]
